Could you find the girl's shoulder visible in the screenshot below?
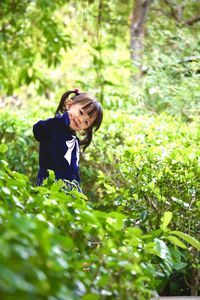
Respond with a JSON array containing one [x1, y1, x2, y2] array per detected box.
[[55, 111, 68, 118], [55, 112, 61, 118], [55, 111, 70, 127]]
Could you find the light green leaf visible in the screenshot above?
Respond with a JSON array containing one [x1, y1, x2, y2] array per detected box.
[[161, 211, 172, 231], [82, 294, 100, 300], [103, 183, 115, 194], [0, 144, 8, 153], [166, 235, 187, 249], [171, 231, 200, 250]]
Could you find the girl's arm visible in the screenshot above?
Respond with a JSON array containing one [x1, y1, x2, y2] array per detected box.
[[33, 112, 70, 142]]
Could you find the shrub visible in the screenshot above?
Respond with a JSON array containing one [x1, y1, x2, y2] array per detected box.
[[1, 144, 199, 299]]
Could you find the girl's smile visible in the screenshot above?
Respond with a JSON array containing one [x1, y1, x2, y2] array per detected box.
[[67, 103, 95, 131]]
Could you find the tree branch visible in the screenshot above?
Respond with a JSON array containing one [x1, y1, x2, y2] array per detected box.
[[184, 14, 200, 26], [178, 55, 200, 64], [162, 0, 200, 26], [163, 0, 181, 22]]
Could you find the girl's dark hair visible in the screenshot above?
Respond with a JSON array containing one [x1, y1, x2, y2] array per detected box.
[[55, 90, 103, 151]]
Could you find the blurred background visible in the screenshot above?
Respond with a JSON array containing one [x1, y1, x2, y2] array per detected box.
[[0, 0, 199, 114]]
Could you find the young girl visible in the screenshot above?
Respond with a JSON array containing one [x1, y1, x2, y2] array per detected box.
[[33, 88, 103, 191]]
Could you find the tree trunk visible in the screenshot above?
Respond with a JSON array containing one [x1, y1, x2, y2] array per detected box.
[[190, 249, 200, 296], [130, 0, 153, 79]]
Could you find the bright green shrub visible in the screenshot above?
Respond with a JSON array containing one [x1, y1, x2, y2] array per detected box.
[[1, 144, 199, 299], [0, 111, 38, 183], [88, 112, 200, 235], [0, 108, 199, 296], [0, 109, 199, 239], [83, 111, 200, 295]]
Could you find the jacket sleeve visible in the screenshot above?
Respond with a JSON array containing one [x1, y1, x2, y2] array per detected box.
[[33, 112, 70, 142]]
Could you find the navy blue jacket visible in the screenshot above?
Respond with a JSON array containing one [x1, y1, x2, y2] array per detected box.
[[33, 112, 80, 186]]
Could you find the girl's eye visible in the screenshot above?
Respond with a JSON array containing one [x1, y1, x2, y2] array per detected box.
[[80, 110, 83, 115], [85, 120, 89, 126]]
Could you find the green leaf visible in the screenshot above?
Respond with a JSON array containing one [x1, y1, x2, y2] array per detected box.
[[166, 235, 187, 249], [170, 231, 200, 250], [174, 261, 187, 271], [153, 239, 173, 275], [161, 211, 172, 231], [82, 294, 100, 300], [103, 183, 115, 194], [0, 144, 8, 153], [170, 248, 182, 263]]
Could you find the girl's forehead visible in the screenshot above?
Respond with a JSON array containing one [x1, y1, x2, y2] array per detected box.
[[70, 102, 86, 110], [72, 102, 84, 108], [75, 100, 98, 117]]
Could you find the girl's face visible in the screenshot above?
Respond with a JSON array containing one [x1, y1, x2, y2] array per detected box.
[[67, 102, 96, 131]]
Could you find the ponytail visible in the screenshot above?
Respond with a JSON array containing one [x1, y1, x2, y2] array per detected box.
[[80, 129, 93, 151], [55, 89, 80, 116]]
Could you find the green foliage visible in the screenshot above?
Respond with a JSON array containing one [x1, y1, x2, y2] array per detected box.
[[82, 110, 200, 295], [87, 111, 199, 237], [1, 109, 199, 295], [1, 0, 199, 115], [0, 0, 71, 94], [138, 0, 200, 117], [1, 144, 195, 299], [0, 0, 200, 296], [0, 111, 38, 182]]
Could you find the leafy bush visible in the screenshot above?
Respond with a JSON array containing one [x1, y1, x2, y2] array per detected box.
[[1, 143, 199, 299], [0, 111, 38, 183], [83, 110, 200, 295], [0, 108, 200, 296], [0, 0, 71, 94]]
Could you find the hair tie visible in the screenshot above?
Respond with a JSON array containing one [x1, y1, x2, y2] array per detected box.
[[74, 88, 80, 95]]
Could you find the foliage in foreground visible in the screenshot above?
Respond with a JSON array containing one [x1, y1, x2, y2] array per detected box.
[[0, 109, 200, 296], [0, 143, 200, 299]]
